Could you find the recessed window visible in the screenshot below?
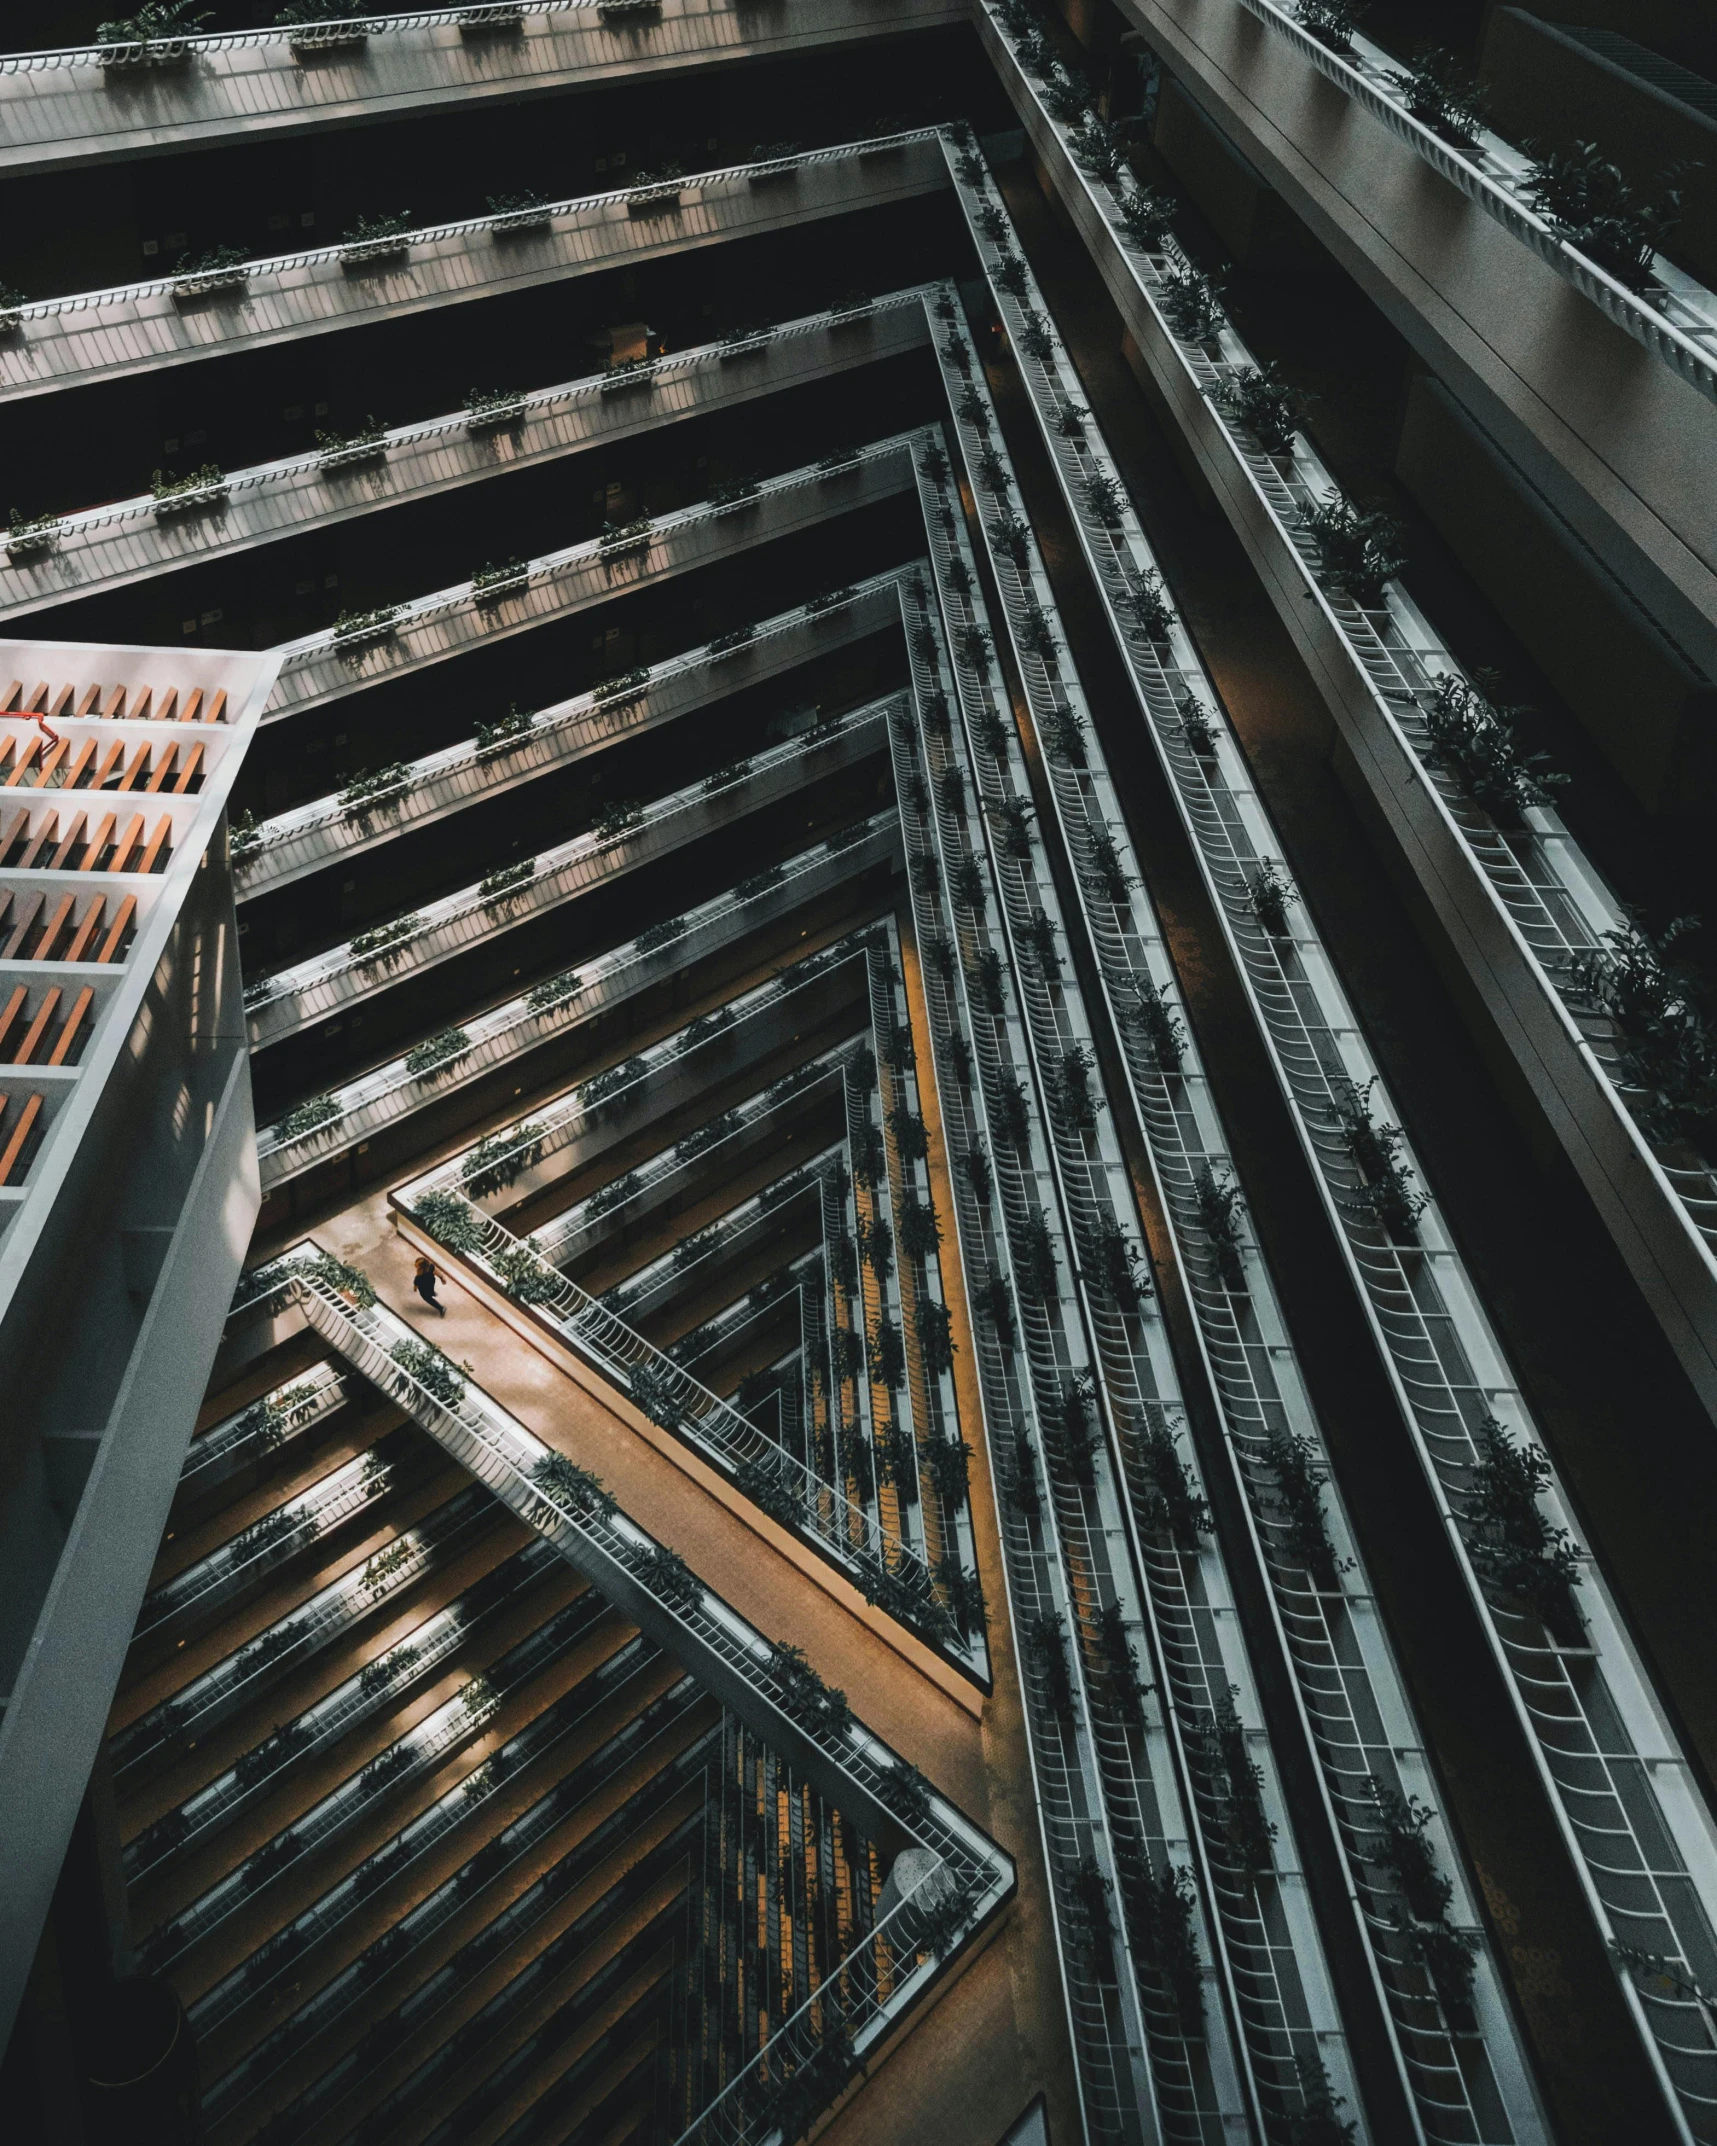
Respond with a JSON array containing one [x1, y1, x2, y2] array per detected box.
[[141, 239, 159, 257]]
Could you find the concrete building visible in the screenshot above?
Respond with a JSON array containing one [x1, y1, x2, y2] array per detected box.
[[1, 2, 1715, 2141]]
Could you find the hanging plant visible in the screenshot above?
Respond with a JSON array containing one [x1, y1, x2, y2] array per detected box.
[[472, 557, 529, 604], [151, 463, 228, 515], [474, 703, 535, 754], [5, 509, 62, 561], [462, 1123, 543, 1197], [478, 859, 536, 911], [464, 385, 528, 431]]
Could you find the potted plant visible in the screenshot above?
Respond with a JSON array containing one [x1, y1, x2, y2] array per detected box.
[[478, 859, 536, 911], [1291, 0, 1365, 57], [459, 2, 524, 36], [170, 245, 252, 302], [275, 1092, 342, 1142], [349, 913, 422, 969], [0, 281, 25, 338], [626, 163, 685, 215], [1385, 47, 1488, 152], [1215, 362, 1299, 455], [315, 415, 389, 470], [5, 509, 62, 562], [598, 0, 661, 19], [1524, 140, 1680, 295], [474, 702, 535, 753], [464, 385, 528, 432], [338, 212, 415, 270], [1157, 263, 1226, 343], [403, 1027, 472, 1081], [472, 557, 529, 605], [717, 321, 772, 360], [330, 603, 400, 648], [96, 1, 210, 70], [592, 667, 649, 704], [599, 354, 656, 396], [275, 4, 375, 57], [597, 516, 652, 560], [1300, 493, 1406, 607], [747, 141, 802, 186], [151, 463, 228, 516], [485, 189, 554, 237], [338, 761, 411, 819]]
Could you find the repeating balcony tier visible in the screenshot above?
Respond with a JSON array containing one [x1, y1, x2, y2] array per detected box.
[[0, 134, 949, 402]]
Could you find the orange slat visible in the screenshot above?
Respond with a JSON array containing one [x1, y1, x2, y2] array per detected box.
[[96, 896, 136, 962], [2, 893, 42, 959], [107, 814, 145, 872], [47, 988, 93, 1068], [0, 986, 27, 1061], [20, 814, 59, 870], [32, 737, 70, 788], [92, 741, 126, 789], [138, 816, 172, 873], [63, 899, 105, 963], [74, 685, 102, 718], [101, 685, 127, 719], [144, 747, 177, 795], [14, 988, 60, 1066], [4, 738, 42, 788], [49, 812, 88, 871], [204, 688, 227, 725], [47, 684, 74, 721], [32, 896, 75, 960], [129, 687, 152, 722], [178, 687, 202, 723], [170, 741, 204, 794], [155, 689, 178, 723], [0, 1094, 44, 1186]]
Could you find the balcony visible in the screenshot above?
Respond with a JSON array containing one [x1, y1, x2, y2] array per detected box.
[[238, 570, 906, 894], [0, 296, 932, 621], [0, 0, 962, 172], [961, 58, 1717, 1438], [0, 135, 949, 401], [244, 697, 891, 1046], [992, 2, 1717, 690], [255, 818, 899, 1187], [938, 138, 1717, 2117], [925, 231, 1545, 2135], [262, 437, 916, 720]]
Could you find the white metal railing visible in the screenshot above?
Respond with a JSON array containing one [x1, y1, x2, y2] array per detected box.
[[261, 435, 915, 717], [0, 1, 961, 166], [177, 1360, 347, 1496], [983, 17, 1717, 1463], [244, 700, 889, 1044], [912, 441, 1371, 2138], [0, 298, 932, 619], [956, 91, 1717, 2131], [934, 172, 1546, 2135], [237, 571, 907, 891], [1224, 0, 1717, 407], [253, 821, 899, 1186], [0, 134, 948, 400]]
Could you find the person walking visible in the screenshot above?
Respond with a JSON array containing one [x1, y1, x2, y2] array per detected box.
[[413, 1255, 447, 1315]]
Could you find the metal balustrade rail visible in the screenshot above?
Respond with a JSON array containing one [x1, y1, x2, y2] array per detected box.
[[111, 1485, 496, 1782], [936, 167, 1547, 2134], [0, 0, 960, 170], [0, 300, 932, 621], [890, 562, 1243, 2144], [949, 110, 1717, 2140], [239, 570, 906, 893], [131, 1438, 410, 1643], [613, 1169, 831, 1321], [183, 1628, 670, 2042], [124, 1536, 579, 1885], [1221, 0, 1717, 408], [243, 700, 890, 1046], [394, 1192, 968, 1661], [916, 435, 1373, 2138], [177, 1359, 348, 1499], [976, 14, 1717, 1417], [0, 135, 949, 401], [203, 1692, 715, 2133], [397, 925, 877, 1220], [233, 1247, 1013, 2146], [262, 437, 916, 718], [255, 822, 898, 1188]]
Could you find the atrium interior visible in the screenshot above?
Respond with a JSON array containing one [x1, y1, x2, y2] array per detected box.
[[3, 1, 1717, 2143]]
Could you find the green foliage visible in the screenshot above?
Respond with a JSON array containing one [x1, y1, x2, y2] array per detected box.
[[525, 968, 582, 1016], [1291, 0, 1364, 55], [1193, 1163, 1247, 1289], [1385, 47, 1487, 150], [1023, 1611, 1075, 1719], [391, 1338, 468, 1410], [1157, 264, 1226, 342], [1216, 361, 1299, 454], [338, 762, 410, 818], [462, 1124, 543, 1197], [487, 1241, 561, 1304], [478, 859, 536, 908], [412, 1189, 485, 1253], [475, 703, 535, 754], [275, 1092, 341, 1142], [1087, 1212, 1147, 1312], [1117, 1844, 1203, 2027], [593, 797, 644, 839], [403, 1028, 471, 1081], [1334, 1079, 1427, 1239], [1136, 1412, 1212, 1547], [340, 211, 415, 260], [1419, 671, 1565, 824], [1465, 1416, 1582, 1625], [631, 1541, 702, 1611], [1261, 1429, 1342, 1587], [769, 1642, 852, 1737], [1301, 495, 1406, 607], [1570, 914, 1717, 1140], [1012, 1208, 1058, 1298], [1365, 1778, 1479, 2002], [472, 557, 528, 602], [306, 1251, 376, 1307], [1117, 185, 1175, 249], [330, 604, 399, 645], [531, 1450, 616, 1520], [1246, 858, 1296, 936], [463, 385, 526, 427], [151, 463, 225, 510], [1045, 1374, 1101, 1485], [1127, 977, 1186, 1072], [1525, 140, 1679, 293], [1189, 1687, 1276, 1880], [315, 416, 387, 466]]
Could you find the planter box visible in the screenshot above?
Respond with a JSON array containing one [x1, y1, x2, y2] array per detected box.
[[339, 238, 413, 270], [460, 5, 523, 34], [287, 25, 372, 56], [318, 440, 389, 472], [99, 40, 197, 73], [599, 364, 656, 396], [599, 0, 661, 17], [472, 572, 529, 605], [152, 482, 228, 517], [491, 209, 554, 237], [627, 186, 684, 216], [465, 397, 527, 432], [4, 522, 61, 562], [171, 269, 250, 303]]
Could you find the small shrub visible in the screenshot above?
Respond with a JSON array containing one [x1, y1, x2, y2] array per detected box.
[[1216, 362, 1298, 453], [391, 1338, 468, 1410], [275, 1093, 341, 1142], [1291, 0, 1365, 55], [462, 1124, 544, 1198], [1023, 1612, 1075, 1719], [531, 1451, 616, 1521], [1246, 858, 1297, 937], [1193, 1164, 1247, 1290], [1525, 140, 1679, 294], [1088, 1212, 1148, 1312], [1261, 1429, 1342, 1587], [1386, 47, 1487, 150], [1464, 1416, 1581, 1625], [1158, 264, 1225, 342], [1137, 1412, 1212, 1547], [1419, 671, 1565, 824], [404, 1028, 471, 1081], [1012, 1208, 1059, 1298], [478, 860, 535, 910], [412, 1189, 485, 1253], [1334, 1080, 1427, 1240], [1045, 1374, 1102, 1485], [526, 969, 582, 1016], [1117, 186, 1176, 249], [1300, 495, 1406, 607], [475, 704, 534, 754]]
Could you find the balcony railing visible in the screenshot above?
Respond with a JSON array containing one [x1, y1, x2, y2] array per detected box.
[[0, 135, 949, 401], [951, 103, 1717, 2124], [910, 438, 1372, 2135], [982, 17, 1717, 1452], [1223, 0, 1717, 408], [0, 0, 961, 171], [254, 819, 899, 1187], [932, 185, 1546, 2131], [238, 570, 906, 893], [262, 436, 915, 719], [244, 1250, 1014, 2039], [244, 697, 891, 1045], [0, 298, 932, 620]]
